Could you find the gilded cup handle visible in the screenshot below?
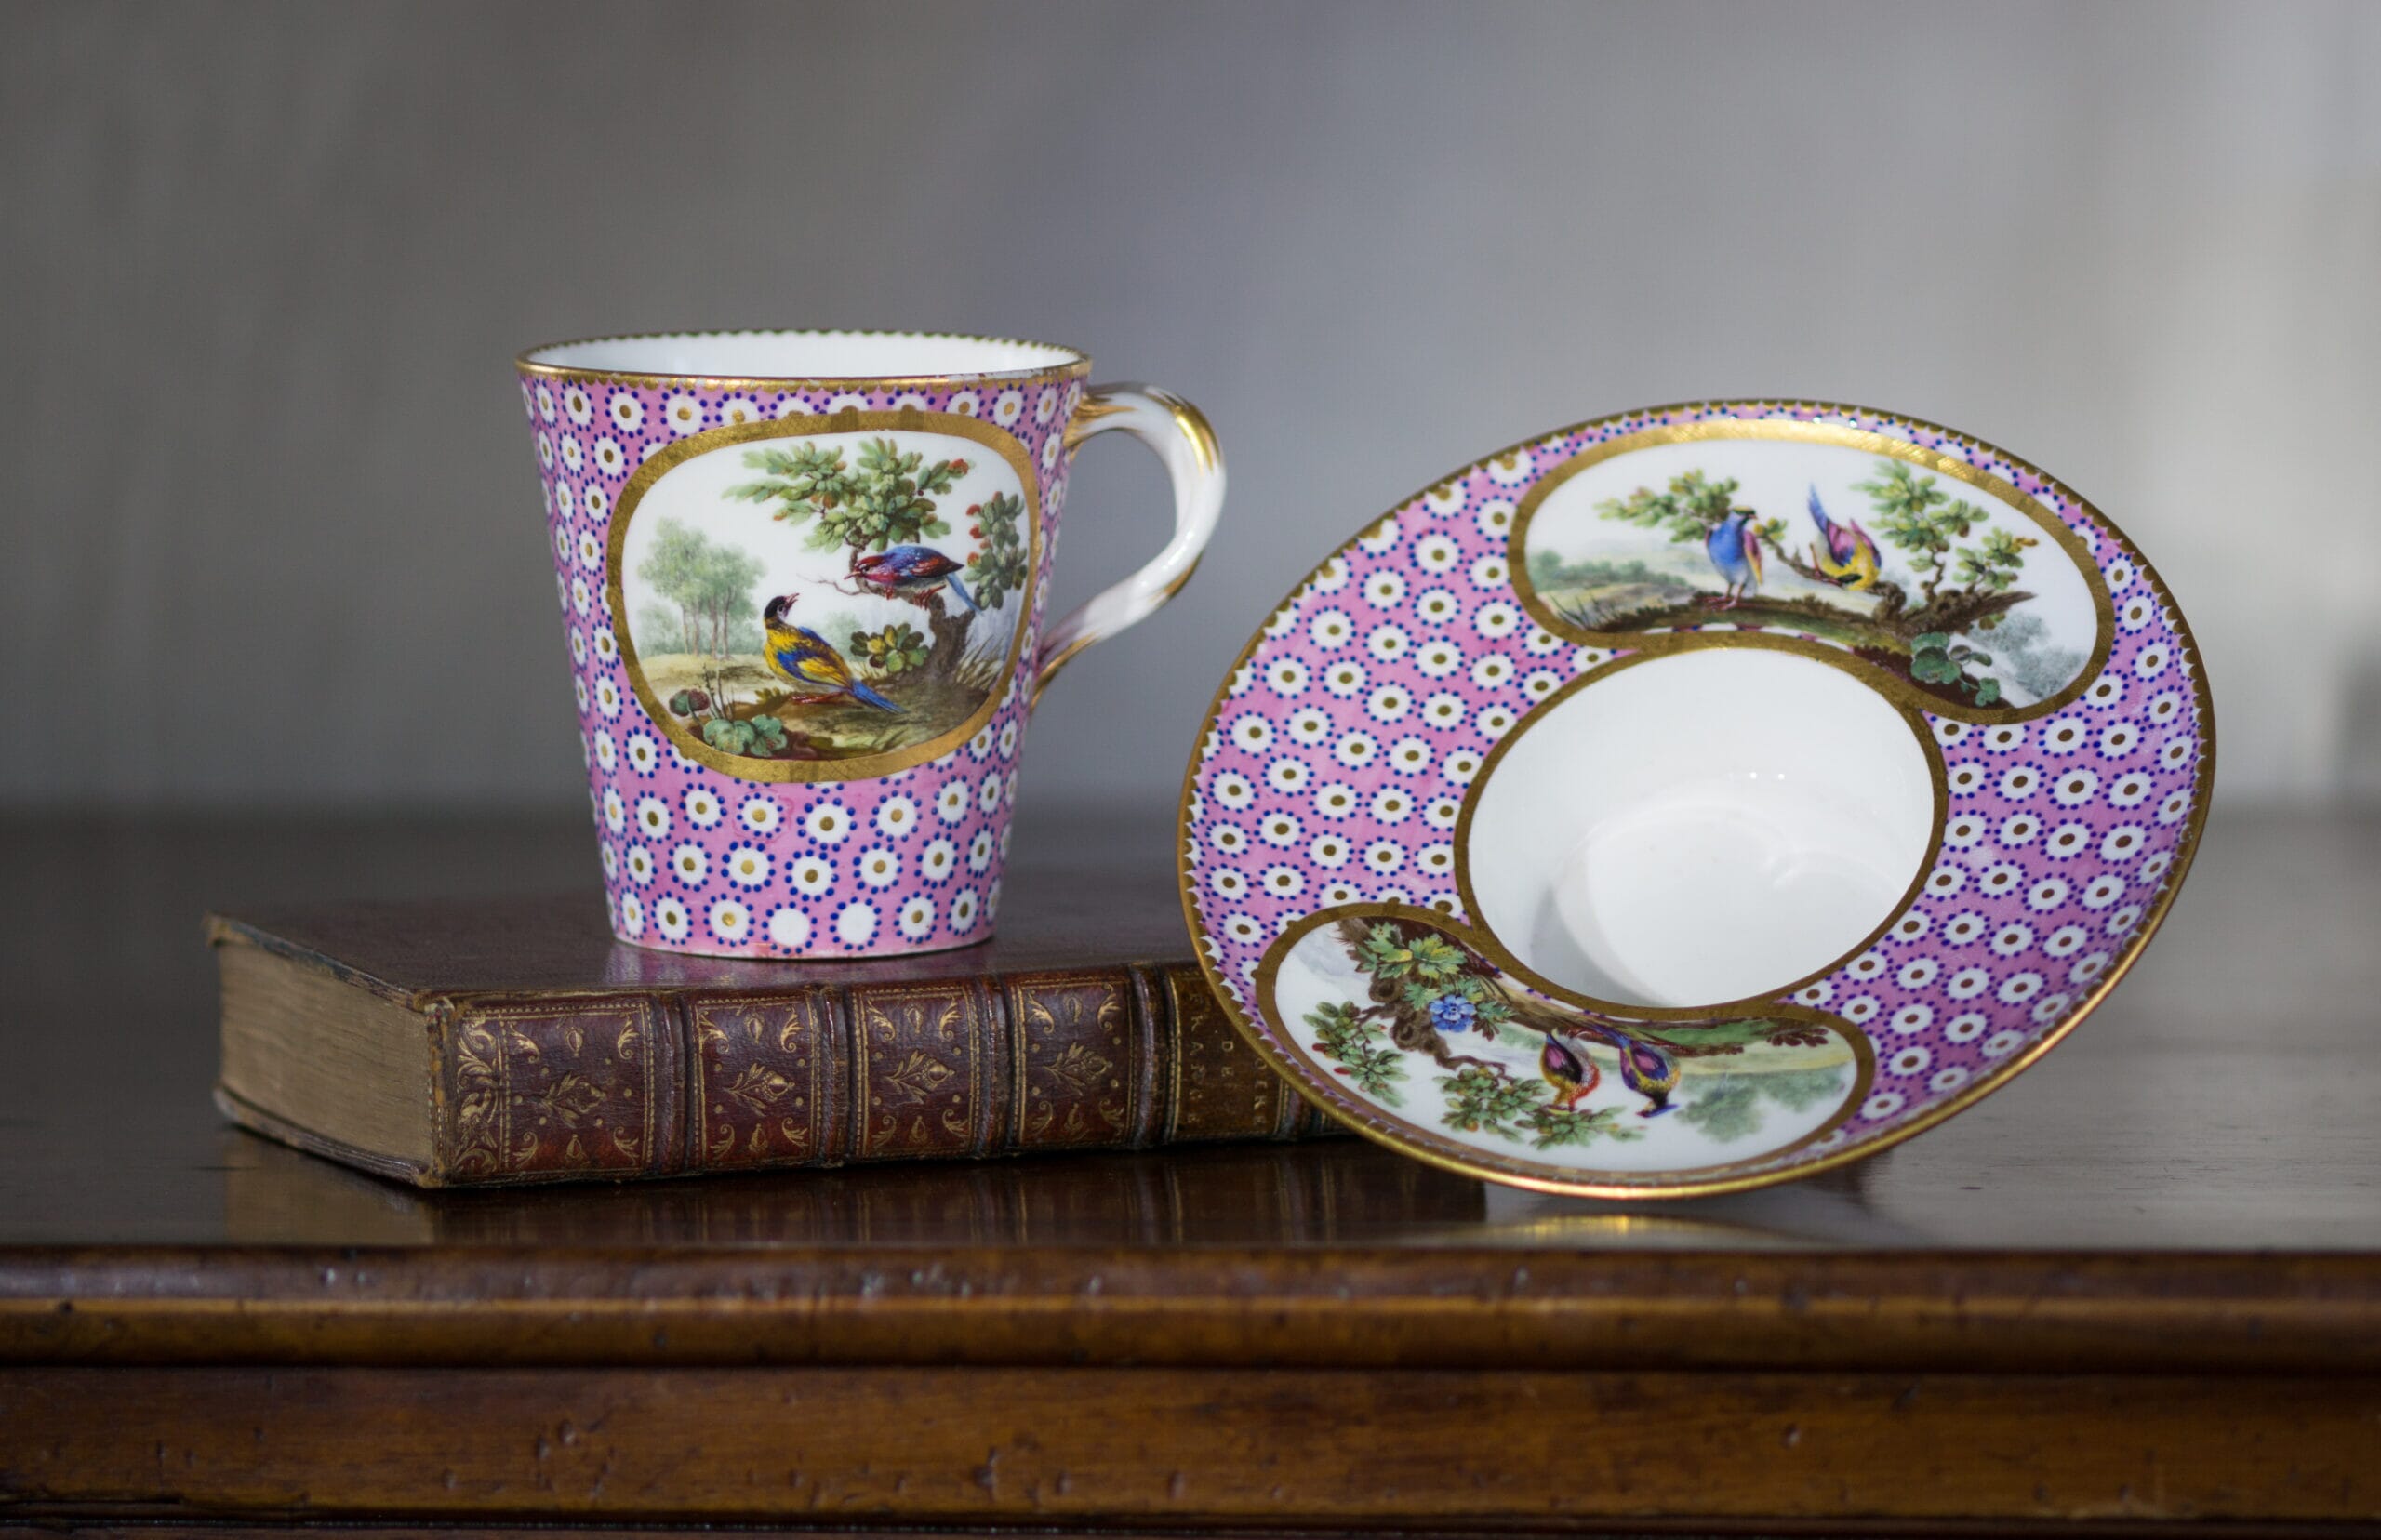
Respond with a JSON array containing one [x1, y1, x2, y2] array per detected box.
[[1031, 383, 1225, 708]]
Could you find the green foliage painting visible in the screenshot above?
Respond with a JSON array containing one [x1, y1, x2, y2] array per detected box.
[[621, 427, 1039, 769], [700, 712, 788, 758], [964, 491, 1030, 612], [1671, 1069, 1846, 1144], [727, 437, 966, 561], [635, 519, 765, 660], [1287, 913, 1858, 1166], [1436, 1063, 1635, 1150], [1304, 1000, 1405, 1105], [1539, 453, 2074, 706], [1594, 469, 1787, 551], [723, 435, 1024, 686], [1852, 459, 2035, 617], [852, 622, 930, 676]]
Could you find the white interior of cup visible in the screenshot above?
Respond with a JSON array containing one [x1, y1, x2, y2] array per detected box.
[[524, 330, 1083, 381], [1465, 648, 1936, 1008]]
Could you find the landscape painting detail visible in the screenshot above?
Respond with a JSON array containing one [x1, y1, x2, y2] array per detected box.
[[1517, 434, 2104, 711], [616, 423, 1033, 773], [1263, 910, 1861, 1175]]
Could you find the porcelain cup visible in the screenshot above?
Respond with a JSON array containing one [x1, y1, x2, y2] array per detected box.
[[515, 329, 1223, 957]]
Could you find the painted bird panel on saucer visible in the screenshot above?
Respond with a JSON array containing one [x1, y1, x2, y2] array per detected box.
[[1261, 909, 1868, 1184], [609, 415, 1038, 782], [1182, 400, 2210, 1197], [1512, 423, 2111, 718]]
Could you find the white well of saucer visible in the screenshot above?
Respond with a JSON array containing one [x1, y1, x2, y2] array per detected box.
[[1464, 647, 1938, 1009]]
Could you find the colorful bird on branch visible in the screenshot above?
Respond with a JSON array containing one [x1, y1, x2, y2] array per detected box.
[[1805, 485, 1882, 591], [849, 545, 981, 612], [761, 593, 903, 713], [1703, 507, 1764, 608]]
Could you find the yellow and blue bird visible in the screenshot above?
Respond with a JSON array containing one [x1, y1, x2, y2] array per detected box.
[[1704, 507, 1764, 609], [761, 593, 903, 713], [1805, 485, 1882, 591]]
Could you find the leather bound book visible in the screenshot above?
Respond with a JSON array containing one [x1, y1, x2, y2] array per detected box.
[[210, 869, 1328, 1188]]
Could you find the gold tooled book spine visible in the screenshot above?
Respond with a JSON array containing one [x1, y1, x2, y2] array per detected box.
[[404, 964, 1323, 1188]]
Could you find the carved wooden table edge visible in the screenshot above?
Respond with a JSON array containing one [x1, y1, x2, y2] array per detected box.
[[3, 1244, 2379, 1376], [3, 1525, 2379, 1540], [7, 1250, 2381, 1532], [3, 1361, 2378, 1530]]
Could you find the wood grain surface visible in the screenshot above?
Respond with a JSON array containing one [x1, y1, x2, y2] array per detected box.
[[0, 808, 2375, 1533], [3, 1365, 2376, 1525]]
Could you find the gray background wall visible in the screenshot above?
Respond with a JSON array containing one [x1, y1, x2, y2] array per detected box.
[[5, 0, 2375, 814]]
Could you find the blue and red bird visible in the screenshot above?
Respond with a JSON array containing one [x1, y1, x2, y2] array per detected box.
[[850, 545, 980, 612], [761, 593, 902, 713], [1805, 485, 1882, 591], [1703, 508, 1764, 609]]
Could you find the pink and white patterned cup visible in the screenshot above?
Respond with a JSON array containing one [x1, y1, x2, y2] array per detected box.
[[515, 330, 1224, 957]]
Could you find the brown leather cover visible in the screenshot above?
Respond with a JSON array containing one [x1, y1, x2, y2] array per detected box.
[[209, 880, 1327, 1188]]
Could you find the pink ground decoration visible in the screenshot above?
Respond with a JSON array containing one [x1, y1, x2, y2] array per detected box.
[[1182, 401, 2209, 1183], [521, 365, 1083, 958]]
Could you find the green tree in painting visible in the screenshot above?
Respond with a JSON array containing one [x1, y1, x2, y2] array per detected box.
[[730, 437, 1015, 682], [1594, 470, 1787, 551], [1956, 529, 2036, 599], [637, 520, 707, 655], [636, 519, 764, 659], [963, 491, 1030, 612], [727, 438, 967, 564], [1581, 457, 2053, 705], [694, 544, 765, 658], [1674, 1069, 1848, 1143], [1854, 460, 2029, 612]]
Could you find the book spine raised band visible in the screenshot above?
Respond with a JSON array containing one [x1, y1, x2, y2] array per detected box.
[[420, 965, 1317, 1187]]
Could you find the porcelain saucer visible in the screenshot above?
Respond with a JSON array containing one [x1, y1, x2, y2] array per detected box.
[[1178, 401, 2211, 1197]]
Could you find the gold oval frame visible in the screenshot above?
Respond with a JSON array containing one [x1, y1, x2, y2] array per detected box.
[[1506, 417, 2117, 724], [1177, 397, 2216, 1200], [1253, 902, 1877, 1193], [1450, 638, 1950, 1021], [604, 408, 1042, 784]]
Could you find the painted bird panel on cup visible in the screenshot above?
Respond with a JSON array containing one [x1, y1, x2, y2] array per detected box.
[[609, 415, 1038, 782], [1511, 423, 2111, 719], [1258, 909, 1869, 1186]]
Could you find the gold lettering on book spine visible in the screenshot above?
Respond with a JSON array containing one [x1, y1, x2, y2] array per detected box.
[[1164, 965, 1284, 1143]]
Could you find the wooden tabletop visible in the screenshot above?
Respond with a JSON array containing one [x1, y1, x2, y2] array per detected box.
[[2, 808, 2377, 1534]]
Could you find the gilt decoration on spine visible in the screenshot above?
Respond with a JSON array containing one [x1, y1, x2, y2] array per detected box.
[[691, 990, 835, 1170], [436, 997, 659, 1181]]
